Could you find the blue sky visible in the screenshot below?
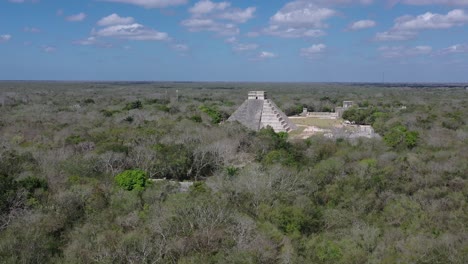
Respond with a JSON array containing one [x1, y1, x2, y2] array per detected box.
[[1, 0, 468, 82]]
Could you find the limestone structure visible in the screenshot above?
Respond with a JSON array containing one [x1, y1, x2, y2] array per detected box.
[[228, 91, 297, 133], [335, 101, 355, 118]]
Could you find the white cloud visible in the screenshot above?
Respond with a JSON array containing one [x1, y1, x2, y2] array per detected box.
[[258, 51, 277, 59], [375, 30, 417, 41], [189, 1, 255, 23], [233, 43, 259, 52], [378, 45, 432, 58], [0, 34, 12, 43], [93, 23, 170, 41], [181, 18, 239, 35], [394, 9, 468, 30], [301, 43, 327, 58], [391, 0, 468, 6], [270, 1, 336, 28], [263, 25, 326, 38], [440, 43, 468, 54], [73, 37, 113, 48], [97, 14, 135, 26], [8, 0, 39, 3], [190, 0, 230, 15], [66, 13, 87, 22], [257, 0, 345, 38], [376, 9, 468, 41], [41, 45, 57, 53], [349, 19, 376, 30], [101, 0, 188, 8], [217, 7, 256, 23], [182, 1, 255, 36]]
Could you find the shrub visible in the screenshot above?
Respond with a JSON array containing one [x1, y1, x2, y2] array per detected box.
[[384, 125, 419, 149], [115, 170, 148, 191], [124, 100, 143, 111], [199, 105, 223, 124], [190, 115, 202, 123]]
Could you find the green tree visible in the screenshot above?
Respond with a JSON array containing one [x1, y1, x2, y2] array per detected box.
[[115, 170, 148, 191]]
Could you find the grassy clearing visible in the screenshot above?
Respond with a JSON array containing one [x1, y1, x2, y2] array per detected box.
[[290, 117, 342, 129]]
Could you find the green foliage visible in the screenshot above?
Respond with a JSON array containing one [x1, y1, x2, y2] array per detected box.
[[115, 169, 148, 191], [65, 134, 85, 145], [199, 104, 223, 124], [124, 116, 134, 123], [189, 181, 210, 196], [225, 166, 239, 177], [83, 98, 95, 104], [189, 115, 202, 123], [263, 149, 296, 167], [285, 104, 304, 116], [124, 100, 143, 111], [1, 82, 468, 263], [152, 143, 192, 180], [0, 150, 36, 177], [0, 175, 18, 214], [100, 109, 120, 117], [18, 176, 48, 193], [342, 107, 378, 125], [384, 125, 419, 149]]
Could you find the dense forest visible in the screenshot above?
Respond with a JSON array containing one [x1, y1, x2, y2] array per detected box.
[[0, 82, 467, 263]]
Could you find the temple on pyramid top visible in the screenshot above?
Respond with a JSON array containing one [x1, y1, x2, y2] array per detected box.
[[228, 91, 297, 133]]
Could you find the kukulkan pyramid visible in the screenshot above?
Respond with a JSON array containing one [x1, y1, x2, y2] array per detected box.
[[228, 91, 297, 133]]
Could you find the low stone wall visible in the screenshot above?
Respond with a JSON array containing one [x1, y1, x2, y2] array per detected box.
[[307, 112, 338, 119]]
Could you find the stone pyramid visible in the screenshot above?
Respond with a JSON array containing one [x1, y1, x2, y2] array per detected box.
[[228, 91, 297, 133]]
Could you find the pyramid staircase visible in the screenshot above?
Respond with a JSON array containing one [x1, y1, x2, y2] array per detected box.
[[227, 91, 297, 133], [260, 99, 297, 133]]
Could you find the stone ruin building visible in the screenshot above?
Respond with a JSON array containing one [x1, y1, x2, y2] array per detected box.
[[227, 91, 297, 133], [335, 101, 355, 118]]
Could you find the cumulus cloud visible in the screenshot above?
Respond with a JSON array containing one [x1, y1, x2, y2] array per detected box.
[[348, 20, 376, 30], [378, 45, 432, 58], [390, 0, 468, 6], [263, 25, 326, 38], [300, 43, 327, 58], [376, 9, 468, 41], [66, 13, 87, 22], [93, 23, 170, 41], [181, 19, 239, 35], [270, 1, 336, 28], [182, 1, 256, 36], [8, 0, 39, 3], [101, 0, 188, 8], [0, 34, 12, 43], [233, 43, 259, 52], [440, 43, 468, 54], [75, 14, 171, 47], [73, 37, 113, 48], [189, 0, 230, 15], [394, 9, 468, 30], [375, 30, 417, 41], [258, 0, 341, 38], [97, 14, 135, 26], [257, 51, 277, 59]]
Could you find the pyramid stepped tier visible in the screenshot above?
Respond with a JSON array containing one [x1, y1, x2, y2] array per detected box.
[[260, 99, 297, 133], [227, 99, 264, 131], [227, 91, 297, 133]]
